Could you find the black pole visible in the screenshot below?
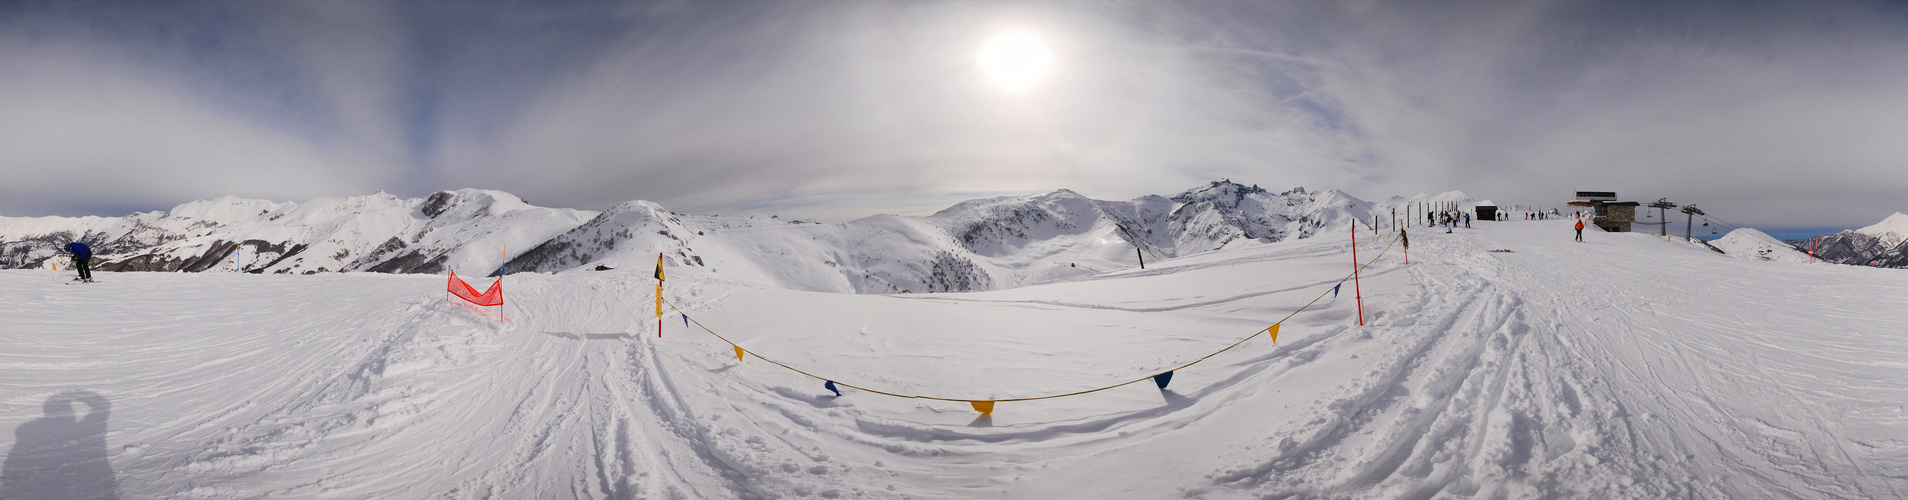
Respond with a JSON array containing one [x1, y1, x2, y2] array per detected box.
[[1137, 247, 1145, 269]]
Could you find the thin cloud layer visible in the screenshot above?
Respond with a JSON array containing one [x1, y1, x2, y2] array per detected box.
[[1, 0, 1904, 231]]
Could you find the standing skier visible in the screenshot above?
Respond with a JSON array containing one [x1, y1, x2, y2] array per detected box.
[[64, 242, 93, 282], [1574, 219, 1585, 243]]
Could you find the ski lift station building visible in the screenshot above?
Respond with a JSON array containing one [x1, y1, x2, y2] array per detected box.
[[1568, 191, 1639, 233]]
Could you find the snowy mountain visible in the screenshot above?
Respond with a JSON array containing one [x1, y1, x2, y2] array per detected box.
[[501, 180, 1384, 293], [1163, 182, 1378, 254], [2, 181, 1384, 292], [1712, 228, 1812, 263], [1796, 212, 1908, 268], [0, 190, 595, 275]]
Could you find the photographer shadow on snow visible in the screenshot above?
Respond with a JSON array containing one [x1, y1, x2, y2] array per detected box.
[[2, 390, 119, 500]]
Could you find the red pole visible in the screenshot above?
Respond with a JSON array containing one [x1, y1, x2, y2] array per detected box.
[[658, 252, 664, 338], [1351, 224, 1365, 326], [500, 246, 506, 323]]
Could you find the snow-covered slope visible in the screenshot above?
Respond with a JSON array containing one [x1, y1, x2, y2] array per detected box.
[[5, 218, 1905, 498], [1803, 212, 1908, 268], [0, 190, 595, 275], [1712, 228, 1813, 263]]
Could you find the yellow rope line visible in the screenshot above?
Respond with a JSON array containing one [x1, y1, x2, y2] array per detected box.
[[663, 233, 1401, 403]]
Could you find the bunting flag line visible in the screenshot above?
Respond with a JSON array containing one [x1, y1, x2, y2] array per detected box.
[[661, 232, 1398, 414]]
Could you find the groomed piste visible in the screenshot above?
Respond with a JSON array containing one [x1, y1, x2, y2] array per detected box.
[[3, 219, 1905, 498]]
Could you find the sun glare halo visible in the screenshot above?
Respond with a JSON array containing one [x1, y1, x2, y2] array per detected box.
[[978, 33, 1053, 92]]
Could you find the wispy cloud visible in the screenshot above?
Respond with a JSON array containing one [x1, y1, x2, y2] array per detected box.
[[2, 0, 1904, 229]]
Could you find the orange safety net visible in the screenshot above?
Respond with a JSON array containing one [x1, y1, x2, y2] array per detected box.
[[448, 271, 503, 307]]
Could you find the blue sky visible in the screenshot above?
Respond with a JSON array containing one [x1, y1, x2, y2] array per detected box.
[[2, 0, 1905, 235]]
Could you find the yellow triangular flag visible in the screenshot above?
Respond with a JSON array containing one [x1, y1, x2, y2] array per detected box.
[[1267, 323, 1281, 343], [970, 400, 995, 415], [734, 345, 745, 362]]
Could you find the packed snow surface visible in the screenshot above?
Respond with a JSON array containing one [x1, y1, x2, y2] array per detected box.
[[3, 219, 1905, 498]]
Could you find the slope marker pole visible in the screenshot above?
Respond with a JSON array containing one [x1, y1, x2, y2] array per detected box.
[[1351, 224, 1364, 326], [500, 245, 506, 323]]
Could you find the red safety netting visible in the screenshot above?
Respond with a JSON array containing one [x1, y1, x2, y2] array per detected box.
[[448, 271, 503, 307]]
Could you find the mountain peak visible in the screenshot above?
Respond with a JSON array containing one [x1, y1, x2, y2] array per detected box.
[[1855, 212, 1908, 246], [1172, 179, 1276, 204], [1855, 212, 1908, 236]]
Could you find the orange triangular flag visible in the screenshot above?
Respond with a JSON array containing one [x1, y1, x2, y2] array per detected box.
[[970, 400, 995, 415], [1267, 323, 1281, 343], [734, 345, 745, 362]]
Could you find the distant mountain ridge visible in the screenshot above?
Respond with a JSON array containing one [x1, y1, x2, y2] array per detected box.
[[1791, 213, 1908, 268], [2, 181, 1396, 293], [0, 189, 593, 276]]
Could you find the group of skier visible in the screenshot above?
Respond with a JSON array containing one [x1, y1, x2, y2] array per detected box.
[[1427, 211, 1470, 233], [1417, 207, 1588, 243]]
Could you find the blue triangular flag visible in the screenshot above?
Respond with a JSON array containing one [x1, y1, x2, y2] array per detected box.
[[1333, 283, 1341, 298], [824, 380, 841, 397], [682, 314, 689, 328], [1153, 371, 1173, 389]]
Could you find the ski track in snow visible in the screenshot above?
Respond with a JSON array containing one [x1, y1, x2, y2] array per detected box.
[[3, 221, 1906, 499]]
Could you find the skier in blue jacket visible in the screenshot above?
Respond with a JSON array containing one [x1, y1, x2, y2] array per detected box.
[[64, 242, 93, 282]]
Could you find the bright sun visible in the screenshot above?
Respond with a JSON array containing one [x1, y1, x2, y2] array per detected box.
[[977, 32, 1052, 92]]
